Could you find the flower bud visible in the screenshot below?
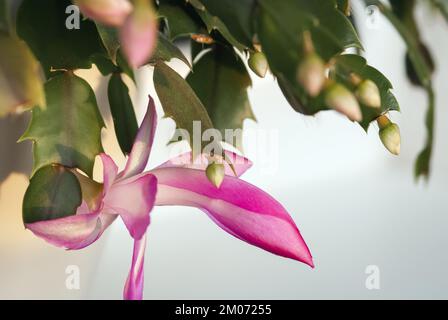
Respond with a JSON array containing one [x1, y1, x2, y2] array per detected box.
[[75, 0, 132, 27], [325, 83, 362, 122], [356, 79, 381, 108], [296, 53, 326, 97], [377, 115, 400, 155], [206, 162, 225, 188], [248, 51, 269, 78], [120, 0, 158, 68]]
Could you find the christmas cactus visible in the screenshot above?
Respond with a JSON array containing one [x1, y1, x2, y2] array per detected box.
[[0, 0, 445, 299]]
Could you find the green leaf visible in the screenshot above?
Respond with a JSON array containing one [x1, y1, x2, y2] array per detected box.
[[192, 0, 248, 51], [153, 61, 214, 155], [16, 0, 105, 75], [367, 0, 432, 86], [336, 0, 351, 15], [199, 0, 255, 48], [96, 23, 120, 65], [415, 88, 435, 179], [187, 46, 255, 150], [0, 33, 46, 117], [159, 0, 204, 39], [150, 33, 191, 68], [431, 0, 448, 22], [23, 165, 82, 224], [20, 72, 104, 177], [257, 0, 362, 115], [108, 73, 138, 155], [332, 54, 400, 130], [0, 0, 10, 33]]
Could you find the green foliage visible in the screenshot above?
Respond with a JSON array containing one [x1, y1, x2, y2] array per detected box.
[[187, 46, 255, 150], [332, 55, 399, 130], [367, 0, 435, 178], [149, 33, 191, 68], [3, 0, 447, 208], [16, 0, 105, 76], [159, 0, 204, 39], [154, 61, 214, 155], [0, 33, 46, 117], [20, 72, 104, 177], [108, 73, 138, 155], [23, 165, 82, 224], [257, 0, 362, 116]]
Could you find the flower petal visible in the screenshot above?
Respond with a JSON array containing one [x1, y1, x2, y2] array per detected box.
[[156, 151, 253, 177], [151, 168, 314, 267], [25, 212, 117, 250], [104, 173, 157, 240], [75, 0, 132, 27], [25, 154, 121, 250], [119, 96, 157, 180], [123, 234, 146, 300], [99, 153, 118, 194], [120, 3, 157, 68]]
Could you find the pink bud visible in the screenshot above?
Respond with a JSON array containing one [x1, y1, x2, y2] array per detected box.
[[120, 1, 158, 68], [75, 0, 132, 27]]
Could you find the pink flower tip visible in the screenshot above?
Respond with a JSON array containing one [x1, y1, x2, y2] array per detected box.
[[120, 4, 158, 68], [76, 0, 133, 27]]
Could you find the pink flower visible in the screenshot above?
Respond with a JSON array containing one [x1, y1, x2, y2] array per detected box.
[[75, 0, 133, 27], [120, 0, 158, 68], [25, 96, 313, 300]]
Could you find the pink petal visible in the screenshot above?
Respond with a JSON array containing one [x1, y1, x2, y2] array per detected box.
[[25, 212, 117, 250], [25, 154, 121, 250], [120, 5, 158, 68], [99, 153, 119, 194], [151, 168, 314, 267], [123, 234, 146, 300], [156, 150, 253, 177], [119, 96, 157, 180], [75, 0, 132, 27], [103, 173, 157, 240]]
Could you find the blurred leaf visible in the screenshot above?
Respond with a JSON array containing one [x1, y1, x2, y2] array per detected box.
[[431, 0, 448, 21], [150, 33, 191, 68], [257, 0, 362, 115], [415, 89, 435, 179], [336, 0, 351, 15], [153, 61, 214, 154], [0, 0, 10, 32], [199, 0, 255, 48], [332, 54, 400, 130], [96, 23, 120, 64], [192, 0, 248, 51], [17, 0, 105, 75], [20, 72, 104, 177], [389, 0, 435, 86], [187, 46, 255, 150], [368, 0, 432, 86], [0, 33, 46, 117], [108, 73, 138, 155], [159, 0, 204, 39], [23, 165, 82, 224]]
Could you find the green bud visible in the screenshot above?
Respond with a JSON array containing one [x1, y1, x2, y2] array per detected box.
[[377, 116, 400, 155], [296, 53, 326, 97], [248, 51, 268, 78], [325, 83, 362, 122], [356, 79, 381, 108], [206, 162, 225, 188]]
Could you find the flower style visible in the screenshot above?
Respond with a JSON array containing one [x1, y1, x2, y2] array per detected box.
[[25, 96, 314, 300]]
